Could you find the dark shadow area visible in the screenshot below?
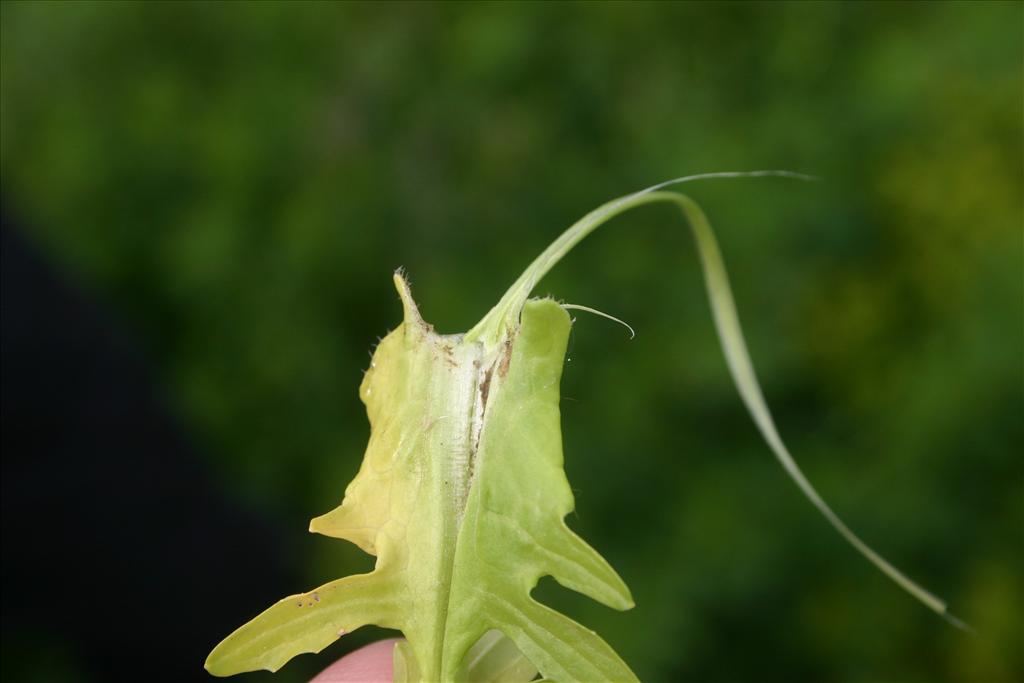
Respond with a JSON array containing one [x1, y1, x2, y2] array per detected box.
[[1, 212, 295, 682]]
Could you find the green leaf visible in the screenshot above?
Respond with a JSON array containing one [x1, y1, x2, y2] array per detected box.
[[207, 274, 635, 681], [456, 630, 539, 683], [207, 174, 962, 682]]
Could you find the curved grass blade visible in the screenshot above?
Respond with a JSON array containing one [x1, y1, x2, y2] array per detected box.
[[469, 175, 965, 629]]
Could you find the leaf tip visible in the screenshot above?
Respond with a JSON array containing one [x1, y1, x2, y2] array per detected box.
[[392, 269, 423, 325]]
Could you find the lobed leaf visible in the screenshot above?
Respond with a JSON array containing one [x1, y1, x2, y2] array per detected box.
[[208, 175, 962, 682]]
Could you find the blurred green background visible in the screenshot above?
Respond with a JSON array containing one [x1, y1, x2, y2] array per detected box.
[[2, 2, 1021, 682]]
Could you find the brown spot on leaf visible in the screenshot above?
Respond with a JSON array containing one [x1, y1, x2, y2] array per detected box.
[[479, 367, 494, 408], [498, 337, 513, 377]]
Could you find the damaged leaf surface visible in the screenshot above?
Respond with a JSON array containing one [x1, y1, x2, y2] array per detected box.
[[207, 276, 635, 681], [207, 179, 960, 682]]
